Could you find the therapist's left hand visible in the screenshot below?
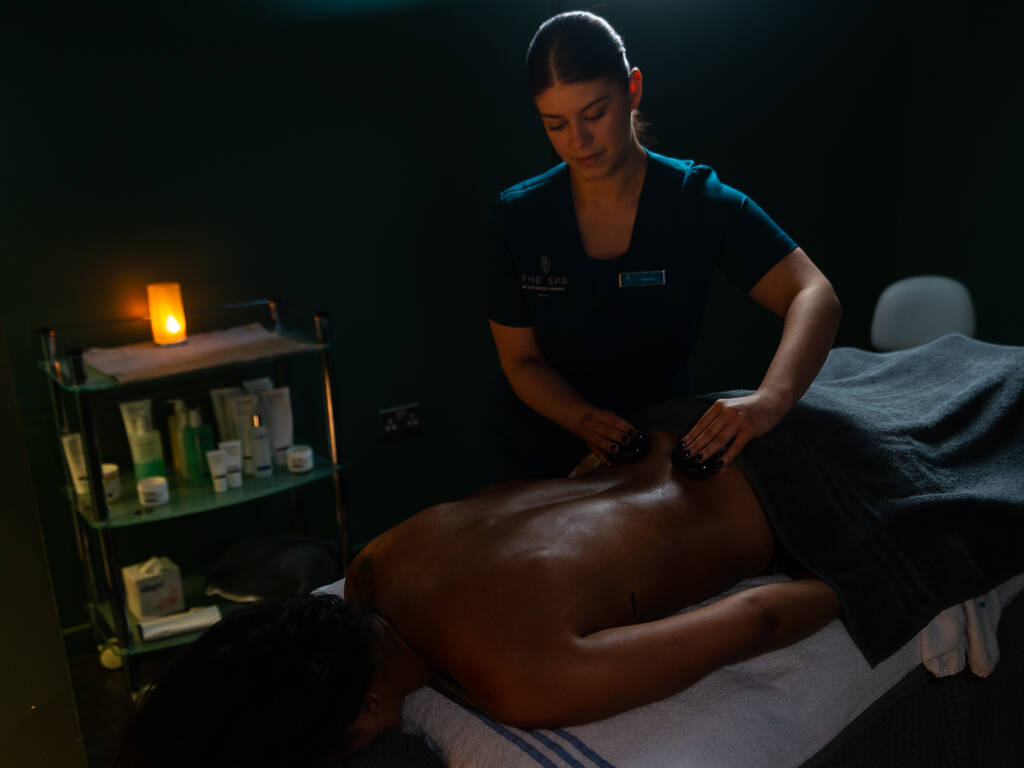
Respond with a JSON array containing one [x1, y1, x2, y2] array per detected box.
[[676, 390, 788, 475]]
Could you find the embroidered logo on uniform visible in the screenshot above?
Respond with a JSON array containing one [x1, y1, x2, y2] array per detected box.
[[522, 273, 568, 294], [540, 254, 551, 275]]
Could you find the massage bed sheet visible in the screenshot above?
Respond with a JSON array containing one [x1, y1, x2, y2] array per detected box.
[[317, 573, 1022, 768]]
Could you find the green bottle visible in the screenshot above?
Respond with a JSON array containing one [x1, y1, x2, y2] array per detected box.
[[184, 408, 216, 484]]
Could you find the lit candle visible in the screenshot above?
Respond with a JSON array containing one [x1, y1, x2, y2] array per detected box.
[[147, 282, 187, 346]]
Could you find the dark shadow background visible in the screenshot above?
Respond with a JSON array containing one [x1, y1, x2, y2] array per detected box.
[[3, 0, 1021, 654]]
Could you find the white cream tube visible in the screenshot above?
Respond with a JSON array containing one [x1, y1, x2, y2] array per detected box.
[[127, 425, 166, 480], [259, 387, 293, 466], [217, 440, 243, 488], [61, 433, 90, 495], [225, 394, 260, 474], [119, 399, 152, 436], [205, 449, 228, 493], [209, 386, 243, 442]]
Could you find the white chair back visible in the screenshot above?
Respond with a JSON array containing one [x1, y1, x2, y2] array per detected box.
[[870, 275, 976, 351]]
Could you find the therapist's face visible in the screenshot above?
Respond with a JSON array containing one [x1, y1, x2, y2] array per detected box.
[[534, 73, 641, 180]]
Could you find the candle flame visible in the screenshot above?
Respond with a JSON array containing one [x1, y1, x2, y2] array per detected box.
[[165, 314, 181, 334]]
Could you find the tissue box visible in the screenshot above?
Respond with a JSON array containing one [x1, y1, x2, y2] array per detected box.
[[122, 556, 184, 619]]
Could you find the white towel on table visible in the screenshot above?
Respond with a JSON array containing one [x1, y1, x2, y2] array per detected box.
[[315, 572, 1023, 768], [920, 572, 1024, 677]]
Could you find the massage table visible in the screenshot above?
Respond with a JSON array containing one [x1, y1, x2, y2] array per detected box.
[[325, 336, 1024, 766], [318, 573, 1023, 767]]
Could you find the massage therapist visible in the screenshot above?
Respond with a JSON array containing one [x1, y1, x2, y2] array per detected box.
[[481, 11, 840, 483]]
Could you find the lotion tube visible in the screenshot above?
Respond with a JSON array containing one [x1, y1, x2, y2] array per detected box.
[[226, 394, 260, 474], [259, 387, 293, 466], [205, 449, 229, 493], [217, 440, 243, 488], [61, 433, 90, 495], [209, 386, 243, 442], [119, 399, 153, 436], [127, 420, 167, 481]]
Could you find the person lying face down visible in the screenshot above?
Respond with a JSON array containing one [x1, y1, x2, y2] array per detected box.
[[118, 333, 1024, 766], [117, 429, 840, 766]]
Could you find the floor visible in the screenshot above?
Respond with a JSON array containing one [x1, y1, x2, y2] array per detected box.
[[69, 650, 175, 768]]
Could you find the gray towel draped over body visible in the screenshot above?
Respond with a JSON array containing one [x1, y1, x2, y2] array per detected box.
[[632, 334, 1024, 666]]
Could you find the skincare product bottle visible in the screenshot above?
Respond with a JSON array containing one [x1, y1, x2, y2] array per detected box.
[[61, 432, 90, 495], [259, 386, 294, 466], [226, 394, 260, 474], [209, 386, 243, 442], [248, 412, 273, 478], [101, 463, 122, 502], [166, 399, 188, 478], [217, 440, 243, 488], [286, 444, 314, 474], [184, 409, 216, 484], [128, 417, 167, 481], [119, 398, 153, 437], [137, 476, 170, 507], [205, 449, 229, 493]]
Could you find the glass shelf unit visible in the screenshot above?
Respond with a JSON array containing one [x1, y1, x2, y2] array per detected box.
[[40, 301, 347, 697], [74, 456, 343, 530]]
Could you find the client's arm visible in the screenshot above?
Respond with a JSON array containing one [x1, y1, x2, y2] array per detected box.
[[483, 578, 840, 729]]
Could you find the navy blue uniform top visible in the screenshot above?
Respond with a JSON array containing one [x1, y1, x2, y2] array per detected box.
[[484, 151, 798, 419]]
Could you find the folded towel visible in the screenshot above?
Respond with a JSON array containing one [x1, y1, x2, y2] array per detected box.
[[920, 602, 966, 676], [923, 573, 1024, 677], [137, 605, 221, 641]]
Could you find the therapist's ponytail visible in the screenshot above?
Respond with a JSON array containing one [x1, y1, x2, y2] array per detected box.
[[526, 11, 654, 145]]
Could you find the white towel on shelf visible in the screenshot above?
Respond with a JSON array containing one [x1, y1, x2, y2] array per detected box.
[[83, 323, 318, 383], [136, 604, 221, 641]]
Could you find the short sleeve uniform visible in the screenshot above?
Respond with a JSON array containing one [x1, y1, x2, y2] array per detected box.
[[481, 151, 797, 482]]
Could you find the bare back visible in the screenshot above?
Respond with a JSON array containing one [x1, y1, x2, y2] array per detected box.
[[346, 432, 775, 692]]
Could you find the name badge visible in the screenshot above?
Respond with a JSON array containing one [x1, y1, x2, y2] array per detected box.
[[618, 270, 666, 288]]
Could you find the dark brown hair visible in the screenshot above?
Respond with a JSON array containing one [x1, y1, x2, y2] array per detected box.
[[526, 11, 630, 97], [526, 11, 654, 145]]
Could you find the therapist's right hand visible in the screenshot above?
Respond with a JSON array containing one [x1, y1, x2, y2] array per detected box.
[[568, 410, 637, 465]]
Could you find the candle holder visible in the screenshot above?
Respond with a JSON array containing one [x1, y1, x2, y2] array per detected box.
[[147, 282, 187, 346]]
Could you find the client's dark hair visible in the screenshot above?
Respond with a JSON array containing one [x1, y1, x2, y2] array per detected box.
[[116, 594, 375, 768]]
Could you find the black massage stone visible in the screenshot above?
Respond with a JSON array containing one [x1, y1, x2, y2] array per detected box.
[[607, 431, 650, 465], [670, 442, 720, 480]]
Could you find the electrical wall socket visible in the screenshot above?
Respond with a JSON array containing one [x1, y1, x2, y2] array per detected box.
[[379, 403, 421, 440]]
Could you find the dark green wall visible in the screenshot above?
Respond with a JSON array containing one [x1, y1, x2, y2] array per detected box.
[[4, 0, 1021, 645], [0, 320, 86, 767]]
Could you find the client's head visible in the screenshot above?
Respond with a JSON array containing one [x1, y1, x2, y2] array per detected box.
[[116, 593, 376, 768]]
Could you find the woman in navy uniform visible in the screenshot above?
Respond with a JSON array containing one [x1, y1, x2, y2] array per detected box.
[[482, 11, 840, 483]]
